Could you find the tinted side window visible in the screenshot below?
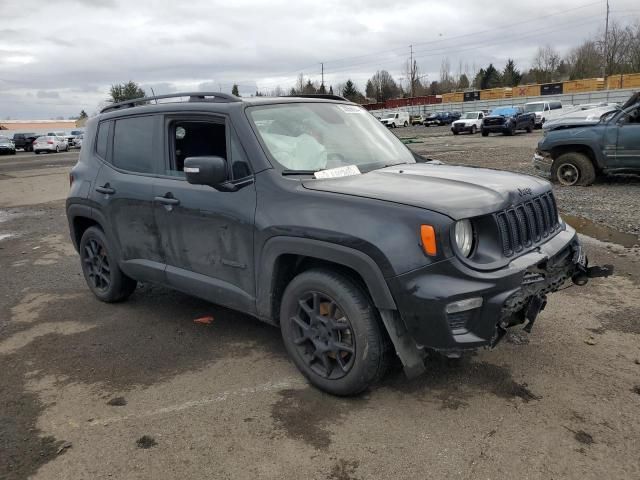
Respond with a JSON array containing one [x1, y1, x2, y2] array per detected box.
[[113, 116, 154, 173], [550, 102, 562, 110], [96, 121, 110, 159]]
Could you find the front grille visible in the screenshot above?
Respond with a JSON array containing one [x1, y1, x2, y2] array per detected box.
[[496, 191, 560, 257]]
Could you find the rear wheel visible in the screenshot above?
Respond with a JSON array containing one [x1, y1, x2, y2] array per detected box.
[[79, 226, 137, 302], [34, 150, 40, 155], [551, 152, 596, 186], [471, 125, 477, 134], [280, 269, 390, 396], [452, 130, 459, 135], [526, 122, 533, 133], [55, 145, 60, 153], [481, 129, 489, 137]]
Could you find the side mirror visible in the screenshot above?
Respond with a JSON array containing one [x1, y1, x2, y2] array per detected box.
[[184, 156, 228, 188]]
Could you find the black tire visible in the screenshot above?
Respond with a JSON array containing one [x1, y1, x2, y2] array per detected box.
[[452, 130, 459, 135], [526, 123, 533, 133], [79, 226, 137, 302], [504, 124, 515, 136], [481, 129, 489, 137], [403, 121, 408, 127], [551, 152, 596, 187], [34, 150, 40, 155], [471, 125, 477, 135], [55, 145, 60, 153], [280, 269, 391, 396]]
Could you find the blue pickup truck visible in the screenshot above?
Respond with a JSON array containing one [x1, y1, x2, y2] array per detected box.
[[534, 92, 640, 186], [482, 106, 535, 136]]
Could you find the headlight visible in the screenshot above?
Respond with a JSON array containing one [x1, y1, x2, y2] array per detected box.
[[455, 219, 474, 257]]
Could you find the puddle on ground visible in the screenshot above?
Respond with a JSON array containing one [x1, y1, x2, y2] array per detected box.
[[563, 214, 639, 248]]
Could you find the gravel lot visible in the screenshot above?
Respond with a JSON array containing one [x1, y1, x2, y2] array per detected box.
[[396, 125, 640, 244], [0, 148, 639, 480]]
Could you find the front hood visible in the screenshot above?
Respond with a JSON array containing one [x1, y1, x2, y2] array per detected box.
[[544, 118, 601, 131], [302, 163, 550, 220]]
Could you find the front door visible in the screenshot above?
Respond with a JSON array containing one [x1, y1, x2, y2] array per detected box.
[[90, 116, 165, 283], [152, 115, 257, 313], [615, 105, 640, 169]]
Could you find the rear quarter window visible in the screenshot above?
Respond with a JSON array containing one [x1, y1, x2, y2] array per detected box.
[[96, 121, 110, 160], [112, 116, 155, 174]]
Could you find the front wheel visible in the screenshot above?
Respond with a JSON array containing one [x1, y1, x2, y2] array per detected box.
[[471, 125, 477, 135], [526, 123, 533, 133], [55, 145, 60, 153], [481, 129, 489, 137], [403, 121, 408, 127], [551, 152, 596, 186], [79, 226, 137, 302], [34, 150, 40, 154], [280, 269, 391, 396]]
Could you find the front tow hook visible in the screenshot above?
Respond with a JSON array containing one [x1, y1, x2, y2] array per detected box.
[[572, 264, 615, 286]]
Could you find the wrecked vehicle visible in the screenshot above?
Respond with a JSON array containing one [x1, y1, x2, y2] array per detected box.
[[534, 92, 640, 186], [66, 92, 613, 396]]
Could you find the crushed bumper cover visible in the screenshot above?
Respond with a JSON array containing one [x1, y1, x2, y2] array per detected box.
[[385, 226, 613, 376], [533, 151, 553, 178]]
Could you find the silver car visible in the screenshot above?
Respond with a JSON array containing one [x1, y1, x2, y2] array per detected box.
[[33, 136, 69, 154]]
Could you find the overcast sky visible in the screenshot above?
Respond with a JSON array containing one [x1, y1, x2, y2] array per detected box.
[[1, 0, 638, 119]]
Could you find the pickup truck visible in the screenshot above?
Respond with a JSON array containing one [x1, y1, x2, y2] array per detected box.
[[482, 106, 535, 136], [424, 111, 460, 126], [11, 133, 38, 151], [534, 92, 640, 186]]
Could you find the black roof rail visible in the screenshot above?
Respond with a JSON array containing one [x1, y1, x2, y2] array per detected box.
[[100, 91, 241, 114], [287, 94, 350, 102]]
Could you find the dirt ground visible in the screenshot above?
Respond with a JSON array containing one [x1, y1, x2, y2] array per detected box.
[[0, 146, 639, 480]]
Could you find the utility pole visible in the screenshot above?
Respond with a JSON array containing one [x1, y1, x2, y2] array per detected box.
[[410, 45, 414, 97], [602, 0, 610, 79], [321, 62, 325, 91]]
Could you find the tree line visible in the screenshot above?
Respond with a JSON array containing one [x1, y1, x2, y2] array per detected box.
[[106, 19, 640, 107]]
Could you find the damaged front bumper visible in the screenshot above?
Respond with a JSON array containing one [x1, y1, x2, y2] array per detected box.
[[385, 225, 613, 377]]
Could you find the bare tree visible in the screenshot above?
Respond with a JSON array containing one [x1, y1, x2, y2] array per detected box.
[[532, 45, 561, 83], [567, 40, 602, 79]]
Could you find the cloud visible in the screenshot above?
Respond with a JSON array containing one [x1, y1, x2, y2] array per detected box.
[[0, 0, 638, 118], [36, 90, 60, 99]]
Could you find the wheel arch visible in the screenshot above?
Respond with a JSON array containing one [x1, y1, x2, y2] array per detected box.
[[549, 144, 601, 171], [257, 237, 397, 324]]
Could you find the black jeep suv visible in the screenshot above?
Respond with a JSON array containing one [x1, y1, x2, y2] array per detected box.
[[66, 92, 611, 395]]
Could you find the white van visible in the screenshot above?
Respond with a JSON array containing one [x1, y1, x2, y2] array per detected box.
[[524, 101, 563, 128], [380, 111, 410, 128]]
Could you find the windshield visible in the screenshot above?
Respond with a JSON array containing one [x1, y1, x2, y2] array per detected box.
[[524, 103, 543, 113], [248, 103, 415, 172], [462, 112, 477, 119], [491, 107, 517, 116]]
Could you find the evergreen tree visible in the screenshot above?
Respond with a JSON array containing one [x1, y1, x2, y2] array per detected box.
[[231, 84, 240, 96], [109, 81, 146, 103], [341, 79, 359, 101], [79, 110, 88, 119], [502, 59, 522, 87]]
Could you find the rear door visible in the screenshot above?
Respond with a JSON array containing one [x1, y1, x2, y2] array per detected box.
[[614, 104, 640, 169], [90, 115, 165, 282], [152, 114, 257, 313]]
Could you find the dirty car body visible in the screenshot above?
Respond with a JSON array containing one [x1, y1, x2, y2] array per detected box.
[[66, 92, 611, 395]]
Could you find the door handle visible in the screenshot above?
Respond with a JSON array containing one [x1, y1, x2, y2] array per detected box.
[[96, 184, 115, 195], [154, 195, 180, 206]]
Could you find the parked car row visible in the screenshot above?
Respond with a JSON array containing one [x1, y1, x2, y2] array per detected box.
[[6, 130, 84, 153]]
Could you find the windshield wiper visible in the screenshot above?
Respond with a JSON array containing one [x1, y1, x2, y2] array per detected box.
[[282, 169, 319, 176]]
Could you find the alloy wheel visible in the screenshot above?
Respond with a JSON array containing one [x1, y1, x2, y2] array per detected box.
[[289, 291, 355, 380], [82, 237, 111, 292]]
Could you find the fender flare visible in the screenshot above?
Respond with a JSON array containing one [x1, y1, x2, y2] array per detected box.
[[256, 236, 397, 319], [66, 203, 119, 259]]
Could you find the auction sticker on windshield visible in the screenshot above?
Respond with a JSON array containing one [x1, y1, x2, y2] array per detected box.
[[314, 165, 361, 179], [338, 105, 364, 114]]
